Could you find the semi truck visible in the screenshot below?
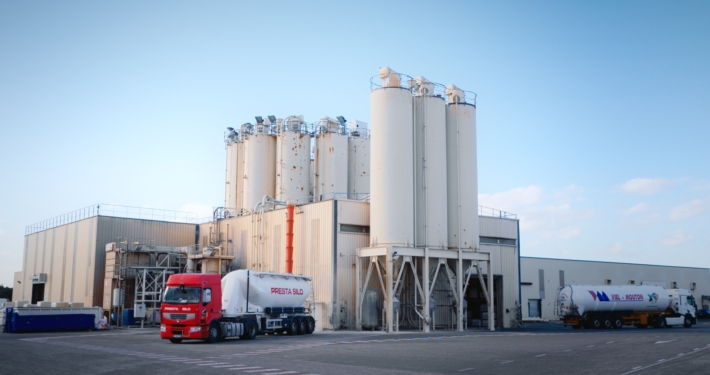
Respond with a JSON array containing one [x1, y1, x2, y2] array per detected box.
[[159, 269, 315, 343], [557, 285, 697, 329]]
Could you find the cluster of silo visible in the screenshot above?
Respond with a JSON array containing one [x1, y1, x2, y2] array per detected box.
[[369, 67, 478, 251], [224, 115, 371, 213]]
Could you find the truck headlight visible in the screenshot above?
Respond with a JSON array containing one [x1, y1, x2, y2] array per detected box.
[[160, 325, 166, 332], [189, 326, 202, 333]]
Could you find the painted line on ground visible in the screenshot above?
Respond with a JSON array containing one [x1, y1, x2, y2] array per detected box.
[[620, 345, 710, 375]]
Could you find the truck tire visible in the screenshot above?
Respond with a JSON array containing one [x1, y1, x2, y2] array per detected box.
[[612, 315, 623, 329], [655, 318, 666, 329], [683, 315, 693, 328], [602, 316, 612, 329], [305, 317, 315, 334], [244, 320, 258, 340], [207, 321, 221, 344], [591, 316, 602, 329], [297, 317, 307, 335], [169, 338, 182, 344], [286, 318, 299, 336]]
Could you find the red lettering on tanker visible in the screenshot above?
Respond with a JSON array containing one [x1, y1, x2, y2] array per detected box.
[[625, 294, 643, 300], [271, 287, 304, 295]]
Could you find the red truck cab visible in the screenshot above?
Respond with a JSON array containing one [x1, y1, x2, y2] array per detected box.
[[160, 273, 222, 343]]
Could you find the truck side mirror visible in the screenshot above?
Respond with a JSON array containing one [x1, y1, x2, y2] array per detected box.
[[203, 288, 212, 306]]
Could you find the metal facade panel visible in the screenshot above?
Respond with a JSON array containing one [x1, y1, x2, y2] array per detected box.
[[480, 244, 519, 328], [479, 216, 518, 240]]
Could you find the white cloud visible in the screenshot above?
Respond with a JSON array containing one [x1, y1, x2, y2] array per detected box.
[[0, 228, 4, 236], [622, 202, 651, 215], [552, 225, 582, 239], [598, 242, 624, 256], [658, 229, 693, 247], [620, 178, 670, 195], [179, 203, 215, 220], [669, 198, 710, 221], [478, 185, 543, 213]]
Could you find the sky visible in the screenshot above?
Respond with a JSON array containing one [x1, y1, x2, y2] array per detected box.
[[1, 1, 709, 287]]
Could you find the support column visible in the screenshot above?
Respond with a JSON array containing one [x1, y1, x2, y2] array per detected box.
[[386, 248, 394, 333], [356, 255, 362, 331], [423, 247, 430, 332], [457, 249, 463, 332], [488, 260, 494, 331]]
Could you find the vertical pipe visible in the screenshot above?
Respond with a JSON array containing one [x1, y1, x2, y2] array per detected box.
[[386, 249, 394, 333], [285, 204, 295, 274], [356, 255, 361, 331], [423, 247, 430, 332], [457, 250, 463, 332], [488, 260, 494, 331]]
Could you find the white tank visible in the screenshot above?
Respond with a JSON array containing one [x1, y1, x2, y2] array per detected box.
[[224, 129, 246, 213], [370, 67, 414, 246], [242, 124, 276, 211], [347, 134, 370, 200], [413, 77, 448, 249], [276, 116, 311, 203], [558, 285, 671, 317], [445, 85, 478, 249], [315, 117, 348, 200], [221, 270, 312, 316]]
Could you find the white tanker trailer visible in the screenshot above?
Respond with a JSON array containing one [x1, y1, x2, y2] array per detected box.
[[557, 285, 697, 329], [160, 270, 315, 343]]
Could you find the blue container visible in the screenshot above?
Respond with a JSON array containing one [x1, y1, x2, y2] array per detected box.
[[122, 309, 135, 326], [6, 312, 95, 333]]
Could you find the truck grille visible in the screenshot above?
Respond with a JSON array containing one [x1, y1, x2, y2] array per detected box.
[[163, 313, 194, 320]]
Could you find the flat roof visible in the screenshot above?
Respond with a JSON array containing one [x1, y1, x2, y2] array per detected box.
[[521, 256, 710, 271]]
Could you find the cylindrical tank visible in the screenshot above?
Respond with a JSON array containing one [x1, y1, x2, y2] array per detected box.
[[276, 116, 311, 203], [558, 285, 670, 317], [224, 129, 245, 212], [370, 67, 414, 246], [315, 117, 348, 200], [347, 133, 370, 200], [221, 270, 313, 316], [413, 77, 448, 249], [445, 85, 478, 249], [242, 123, 276, 211]]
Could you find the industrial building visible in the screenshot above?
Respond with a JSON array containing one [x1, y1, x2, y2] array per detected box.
[[520, 257, 710, 322]]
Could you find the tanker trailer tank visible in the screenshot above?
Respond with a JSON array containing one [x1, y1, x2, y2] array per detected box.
[[221, 270, 313, 316]]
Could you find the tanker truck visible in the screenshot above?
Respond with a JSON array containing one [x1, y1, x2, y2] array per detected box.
[[557, 285, 697, 329], [159, 270, 315, 343]]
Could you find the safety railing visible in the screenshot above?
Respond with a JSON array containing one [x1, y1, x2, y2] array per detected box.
[[478, 205, 517, 219]]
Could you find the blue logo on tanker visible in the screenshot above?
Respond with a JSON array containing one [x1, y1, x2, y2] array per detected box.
[[587, 290, 652, 302]]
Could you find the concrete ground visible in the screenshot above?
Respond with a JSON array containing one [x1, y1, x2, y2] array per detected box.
[[2, 320, 710, 375]]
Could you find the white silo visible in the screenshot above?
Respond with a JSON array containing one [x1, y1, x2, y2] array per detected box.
[[445, 85, 478, 249], [242, 122, 276, 211], [370, 67, 414, 246], [276, 115, 311, 203], [413, 77, 448, 249], [315, 117, 348, 200], [224, 128, 240, 211], [347, 120, 370, 200]]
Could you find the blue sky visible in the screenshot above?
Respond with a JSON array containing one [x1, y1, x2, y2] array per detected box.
[[1, 1, 709, 286]]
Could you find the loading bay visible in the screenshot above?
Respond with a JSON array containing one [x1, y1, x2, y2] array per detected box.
[[2, 322, 709, 375]]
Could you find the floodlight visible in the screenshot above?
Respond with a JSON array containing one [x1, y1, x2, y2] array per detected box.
[[267, 115, 277, 123], [255, 116, 264, 124], [227, 127, 234, 131], [336, 116, 347, 125]]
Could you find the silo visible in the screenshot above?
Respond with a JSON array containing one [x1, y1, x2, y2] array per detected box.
[[445, 85, 478, 249], [315, 117, 348, 200], [413, 77, 448, 249], [276, 115, 311, 203], [347, 125, 370, 200], [242, 123, 276, 211], [224, 128, 240, 211], [370, 67, 414, 246]]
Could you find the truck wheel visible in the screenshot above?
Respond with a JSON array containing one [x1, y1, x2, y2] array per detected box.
[[305, 317, 315, 334], [683, 315, 693, 328], [245, 320, 258, 340], [656, 318, 666, 329], [612, 315, 623, 329], [286, 318, 299, 336], [297, 317, 307, 335], [591, 316, 602, 329], [207, 321, 221, 344], [602, 316, 612, 329], [169, 338, 182, 344]]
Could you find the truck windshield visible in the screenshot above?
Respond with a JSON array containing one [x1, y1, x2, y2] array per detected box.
[[163, 286, 201, 304]]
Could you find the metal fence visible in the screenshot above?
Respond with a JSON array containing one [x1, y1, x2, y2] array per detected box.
[[478, 205, 517, 219]]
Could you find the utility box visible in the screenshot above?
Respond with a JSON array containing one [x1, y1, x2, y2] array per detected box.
[[134, 303, 146, 319]]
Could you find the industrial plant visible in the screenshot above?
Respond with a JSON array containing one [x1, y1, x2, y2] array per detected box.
[[6, 67, 710, 334]]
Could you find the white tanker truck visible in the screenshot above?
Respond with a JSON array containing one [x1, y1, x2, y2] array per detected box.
[[557, 285, 697, 329], [160, 270, 314, 343]]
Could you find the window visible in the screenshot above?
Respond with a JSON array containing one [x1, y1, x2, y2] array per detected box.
[[340, 224, 370, 234], [629, 280, 635, 285], [528, 299, 541, 318], [604, 279, 612, 285], [163, 286, 201, 304], [691, 282, 696, 290], [672, 281, 678, 288], [480, 237, 517, 246]]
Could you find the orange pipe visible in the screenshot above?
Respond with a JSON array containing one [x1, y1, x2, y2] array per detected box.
[[286, 204, 295, 274]]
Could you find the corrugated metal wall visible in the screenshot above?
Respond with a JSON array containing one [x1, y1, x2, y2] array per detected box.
[[335, 201, 370, 330], [479, 216, 518, 239]]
